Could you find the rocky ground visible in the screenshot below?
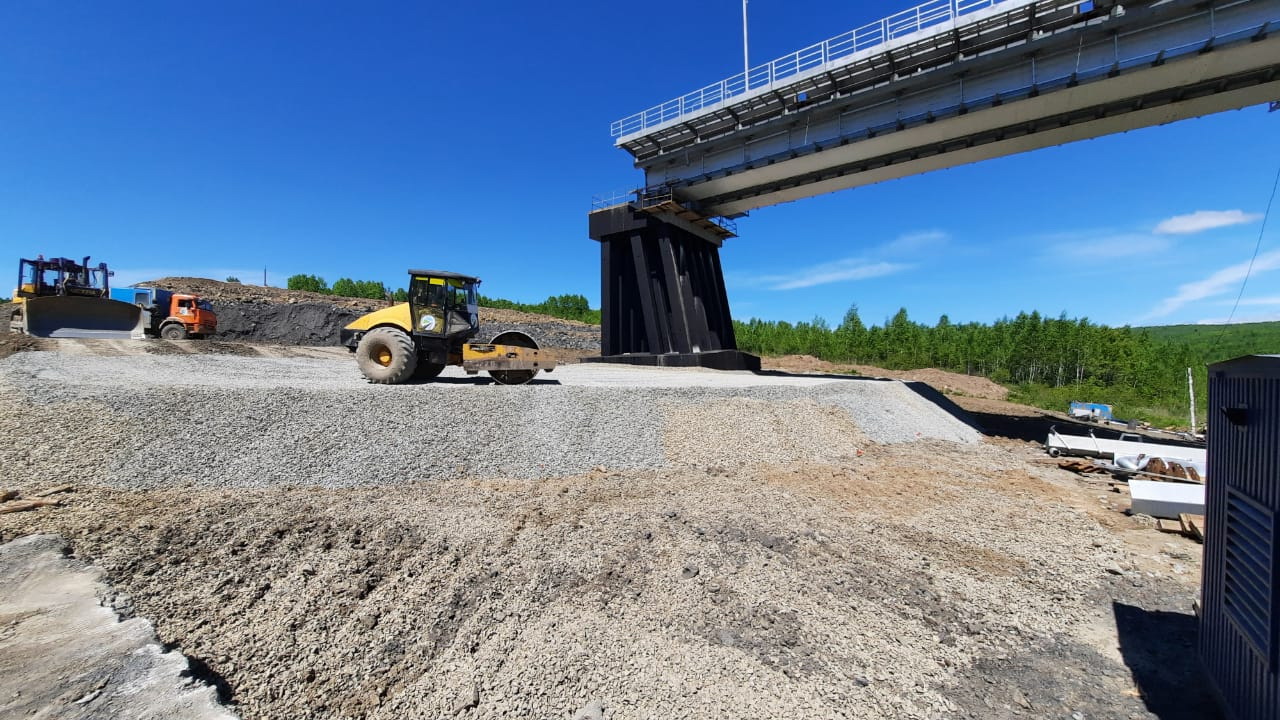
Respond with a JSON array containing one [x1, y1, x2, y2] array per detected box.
[[0, 338, 1216, 720]]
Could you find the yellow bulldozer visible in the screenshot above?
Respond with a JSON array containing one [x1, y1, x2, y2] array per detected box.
[[10, 255, 145, 339], [341, 269, 554, 385]]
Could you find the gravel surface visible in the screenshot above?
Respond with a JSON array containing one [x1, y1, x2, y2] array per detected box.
[[0, 352, 974, 490]]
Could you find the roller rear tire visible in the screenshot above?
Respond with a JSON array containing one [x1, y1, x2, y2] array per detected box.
[[356, 328, 418, 384]]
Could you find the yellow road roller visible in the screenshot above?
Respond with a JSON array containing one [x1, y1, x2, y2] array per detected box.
[[341, 270, 554, 385]]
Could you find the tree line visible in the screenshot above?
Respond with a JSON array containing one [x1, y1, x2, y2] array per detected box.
[[286, 274, 395, 300], [284, 274, 599, 324]]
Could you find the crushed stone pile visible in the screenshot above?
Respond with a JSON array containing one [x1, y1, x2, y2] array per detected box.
[[0, 352, 975, 491]]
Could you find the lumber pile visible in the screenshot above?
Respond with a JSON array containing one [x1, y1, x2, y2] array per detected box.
[[1058, 459, 1107, 475], [1155, 514, 1205, 543]]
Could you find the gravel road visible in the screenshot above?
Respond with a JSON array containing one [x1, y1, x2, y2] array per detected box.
[[0, 350, 975, 490]]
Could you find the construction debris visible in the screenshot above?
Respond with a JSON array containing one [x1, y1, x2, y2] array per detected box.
[[1180, 513, 1206, 543], [34, 484, 74, 497], [1058, 459, 1107, 474], [0, 489, 17, 503], [1045, 427, 1205, 466], [0, 499, 62, 514], [1129, 480, 1205, 519]]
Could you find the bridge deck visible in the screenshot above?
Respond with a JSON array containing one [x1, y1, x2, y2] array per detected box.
[[611, 0, 1280, 217]]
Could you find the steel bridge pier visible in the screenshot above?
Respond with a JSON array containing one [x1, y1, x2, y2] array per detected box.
[[586, 201, 759, 371]]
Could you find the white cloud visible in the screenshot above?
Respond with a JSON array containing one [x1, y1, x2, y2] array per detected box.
[[763, 259, 910, 290], [880, 230, 948, 256], [1144, 250, 1280, 318], [733, 230, 943, 291], [1047, 233, 1172, 260], [1154, 209, 1262, 235]]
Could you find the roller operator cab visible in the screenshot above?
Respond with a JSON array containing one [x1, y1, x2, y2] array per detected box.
[[341, 270, 555, 385]]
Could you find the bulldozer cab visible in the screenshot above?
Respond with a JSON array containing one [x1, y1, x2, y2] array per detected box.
[[16, 256, 112, 299], [407, 270, 479, 339]]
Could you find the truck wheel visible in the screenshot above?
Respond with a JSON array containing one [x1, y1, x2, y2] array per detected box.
[[414, 362, 446, 380], [356, 328, 417, 384], [161, 324, 188, 340]]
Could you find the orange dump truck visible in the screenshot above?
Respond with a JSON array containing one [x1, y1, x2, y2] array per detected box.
[[110, 287, 218, 339]]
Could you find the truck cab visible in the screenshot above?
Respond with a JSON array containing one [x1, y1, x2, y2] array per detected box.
[[165, 293, 217, 339]]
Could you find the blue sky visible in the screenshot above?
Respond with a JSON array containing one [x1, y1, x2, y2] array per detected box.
[[2, 0, 1276, 329]]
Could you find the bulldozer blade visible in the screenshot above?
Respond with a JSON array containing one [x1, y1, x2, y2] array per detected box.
[[20, 296, 145, 339]]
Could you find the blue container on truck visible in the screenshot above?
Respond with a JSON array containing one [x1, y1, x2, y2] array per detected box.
[[110, 287, 170, 308]]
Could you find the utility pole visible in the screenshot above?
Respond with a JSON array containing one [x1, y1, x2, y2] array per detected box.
[[263, 267, 267, 287], [742, 0, 750, 84], [1187, 367, 1197, 432]]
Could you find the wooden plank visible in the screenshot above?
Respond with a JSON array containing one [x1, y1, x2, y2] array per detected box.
[[0, 499, 61, 514], [1180, 513, 1205, 543], [35, 484, 73, 497], [1157, 518, 1184, 533]]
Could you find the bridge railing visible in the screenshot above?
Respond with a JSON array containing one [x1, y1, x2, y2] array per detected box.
[[611, 0, 1025, 139], [590, 188, 739, 235]]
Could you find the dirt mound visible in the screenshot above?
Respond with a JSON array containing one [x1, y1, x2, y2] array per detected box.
[[137, 278, 601, 350], [0, 304, 47, 358], [888, 368, 1008, 400], [139, 277, 387, 311], [0, 440, 1154, 720], [211, 301, 375, 346], [762, 355, 1008, 400]]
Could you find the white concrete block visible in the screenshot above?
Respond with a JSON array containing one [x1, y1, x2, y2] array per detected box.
[[1129, 480, 1205, 519]]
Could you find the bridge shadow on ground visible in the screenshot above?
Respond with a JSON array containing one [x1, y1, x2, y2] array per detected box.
[[1112, 602, 1221, 720]]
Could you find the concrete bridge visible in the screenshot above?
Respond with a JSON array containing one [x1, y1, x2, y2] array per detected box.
[[588, 0, 1280, 368]]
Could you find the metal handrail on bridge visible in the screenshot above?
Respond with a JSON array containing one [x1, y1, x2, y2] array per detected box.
[[590, 188, 739, 235], [611, 0, 1042, 139]]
